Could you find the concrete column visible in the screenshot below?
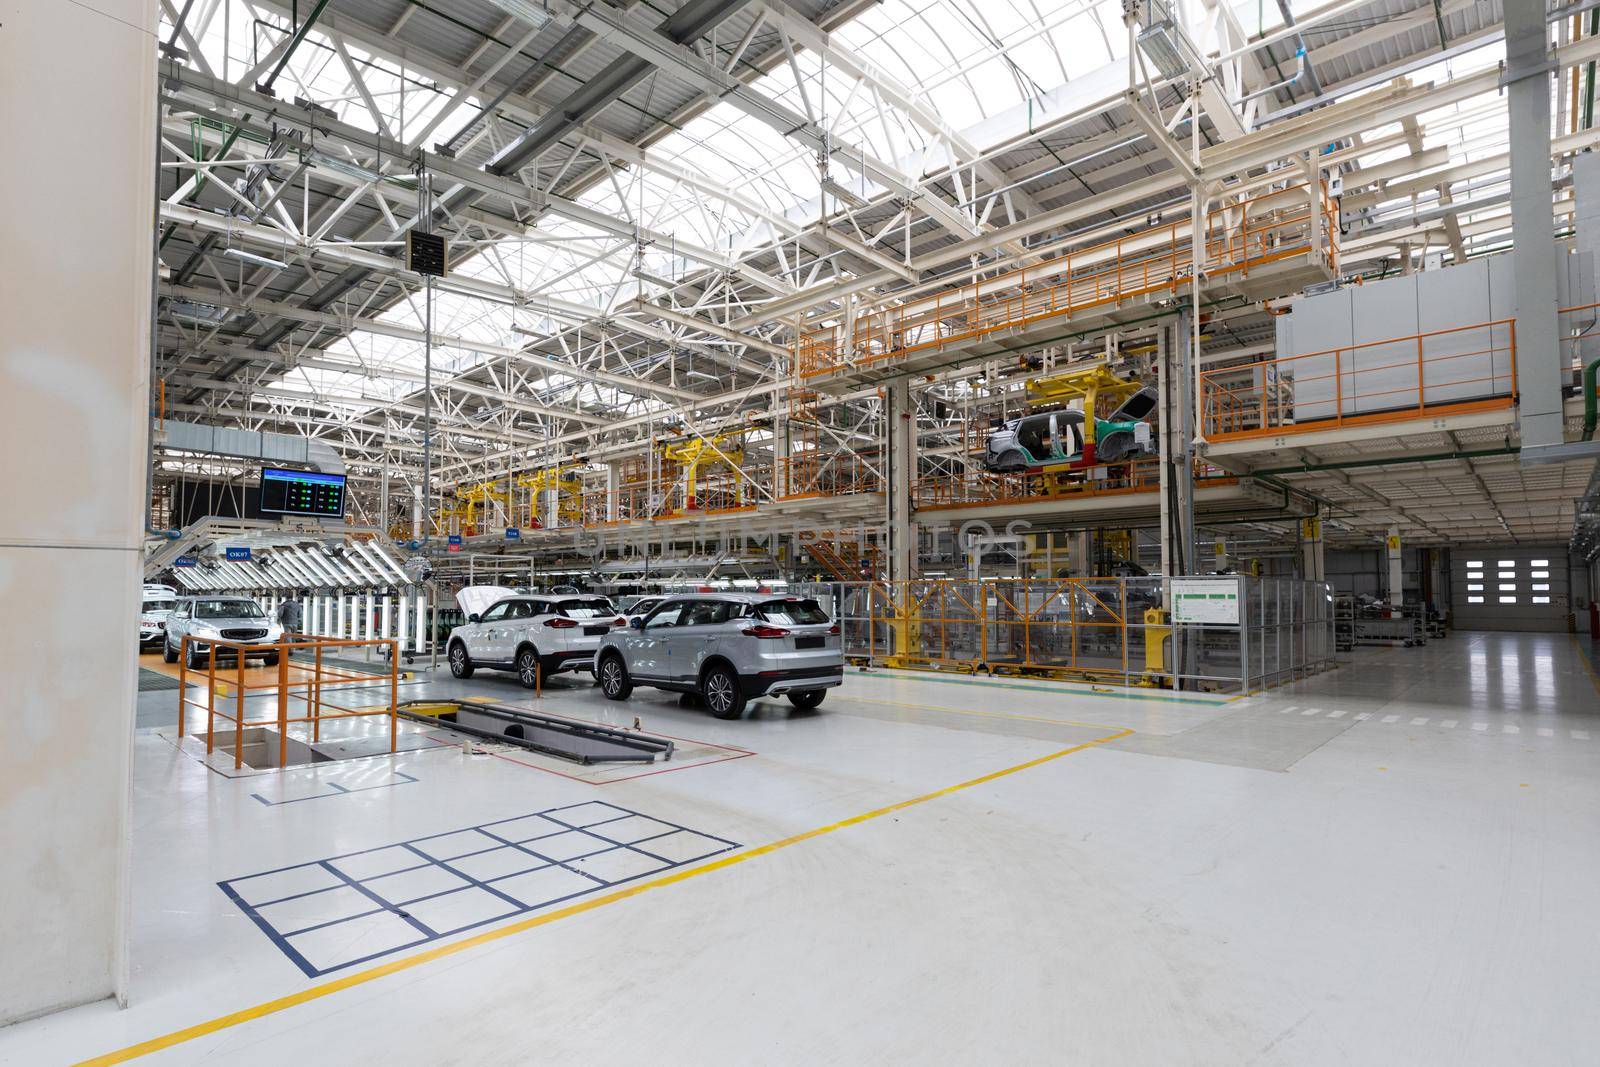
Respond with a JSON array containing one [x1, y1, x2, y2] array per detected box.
[[1506, 2, 1564, 456], [606, 464, 620, 521], [886, 379, 916, 581], [0, 0, 156, 1023], [414, 593, 429, 653]]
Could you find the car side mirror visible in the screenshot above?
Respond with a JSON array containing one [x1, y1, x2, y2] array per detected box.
[[468, 613, 481, 623], [629, 617, 644, 629]]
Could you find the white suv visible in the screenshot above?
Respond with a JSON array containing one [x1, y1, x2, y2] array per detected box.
[[446, 586, 625, 687], [139, 583, 178, 649]]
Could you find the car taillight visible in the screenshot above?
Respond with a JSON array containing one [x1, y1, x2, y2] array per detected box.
[[742, 624, 790, 638], [611, 617, 627, 626], [544, 617, 577, 628], [828, 624, 840, 635]]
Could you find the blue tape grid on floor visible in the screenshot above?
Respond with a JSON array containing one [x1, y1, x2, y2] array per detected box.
[[218, 801, 741, 977]]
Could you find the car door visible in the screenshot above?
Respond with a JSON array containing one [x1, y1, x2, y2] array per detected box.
[[167, 601, 192, 648], [667, 600, 734, 683], [471, 601, 516, 662], [631, 600, 684, 680]]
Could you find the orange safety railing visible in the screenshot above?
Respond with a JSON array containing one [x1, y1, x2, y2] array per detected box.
[[911, 459, 1235, 510], [1199, 319, 1517, 441], [798, 182, 1338, 378], [177, 634, 399, 770]]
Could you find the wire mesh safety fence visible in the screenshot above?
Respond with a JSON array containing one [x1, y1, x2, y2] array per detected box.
[[795, 576, 1334, 693]]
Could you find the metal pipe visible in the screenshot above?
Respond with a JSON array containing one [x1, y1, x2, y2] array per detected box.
[[1584, 356, 1599, 439]]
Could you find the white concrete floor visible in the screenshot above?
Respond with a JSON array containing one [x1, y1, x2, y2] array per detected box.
[[5, 632, 1599, 1065]]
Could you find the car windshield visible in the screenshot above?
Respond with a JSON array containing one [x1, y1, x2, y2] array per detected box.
[[191, 600, 265, 619], [142, 599, 175, 613], [558, 598, 616, 619], [754, 598, 829, 625]]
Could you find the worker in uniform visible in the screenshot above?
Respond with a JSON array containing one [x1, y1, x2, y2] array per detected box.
[[277, 594, 303, 634]]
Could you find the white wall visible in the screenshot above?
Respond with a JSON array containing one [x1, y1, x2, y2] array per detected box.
[[0, 0, 156, 1024]]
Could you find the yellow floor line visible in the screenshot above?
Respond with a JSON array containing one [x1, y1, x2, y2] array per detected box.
[[77, 726, 1132, 1066], [1571, 634, 1600, 698], [842, 695, 1134, 732]]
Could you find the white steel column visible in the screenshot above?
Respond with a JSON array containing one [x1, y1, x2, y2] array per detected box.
[[1387, 527, 1405, 607], [0, 0, 157, 1024], [381, 595, 393, 639], [397, 591, 411, 652], [1506, 2, 1564, 456], [414, 592, 428, 653], [886, 379, 915, 581], [1300, 513, 1326, 583]]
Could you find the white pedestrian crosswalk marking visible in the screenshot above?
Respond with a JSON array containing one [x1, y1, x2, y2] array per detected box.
[[1472, 723, 1488, 732], [1503, 724, 1519, 734], [1355, 713, 1372, 721], [1381, 715, 1400, 724], [1410, 718, 1428, 726], [1537, 728, 1554, 737], [1327, 710, 1347, 719], [1280, 706, 1299, 715], [1574, 730, 1591, 741], [1440, 720, 1456, 728], [1302, 708, 1322, 716]]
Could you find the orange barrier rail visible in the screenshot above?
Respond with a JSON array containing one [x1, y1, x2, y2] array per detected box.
[[912, 459, 1238, 510], [177, 635, 399, 770], [1200, 319, 1518, 441], [798, 183, 1338, 378]]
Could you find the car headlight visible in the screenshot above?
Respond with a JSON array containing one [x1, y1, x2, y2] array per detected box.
[[192, 625, 220, 639]]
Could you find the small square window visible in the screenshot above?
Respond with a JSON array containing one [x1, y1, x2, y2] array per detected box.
[[1532, 596, 1551, 604], [1531, 559, 1549, 567], [1499, 583, 1516, 591], [1532, 584, 1549, 591], [1467, 571, 1484, 579], [1466, 560, 1483, 567], [1498, 560, 1515, 567], [1498, 570, 1516, 578], [1467, 584, 1483, 591], [1499, 596, 1517, 603], [1468, 595, 1484, 603], [1531, 570, 1549, 578]]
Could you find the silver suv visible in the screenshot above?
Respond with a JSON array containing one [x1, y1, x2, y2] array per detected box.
[[447, 586, 625, 687], [164, 596, 283, 668], [594, 593, 844, 719]]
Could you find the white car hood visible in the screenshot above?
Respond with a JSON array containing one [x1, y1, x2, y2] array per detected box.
[[456, 585, 518, 618]]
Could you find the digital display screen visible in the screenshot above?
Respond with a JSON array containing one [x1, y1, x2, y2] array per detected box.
[[259, 467, 345, 518]]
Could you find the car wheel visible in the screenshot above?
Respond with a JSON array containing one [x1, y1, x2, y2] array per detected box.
[[515, 647, 540, 689], [448, 642, 474, 679], [986, 449, 1028, 473], [163, 640, 178, 664], [598, 654, 633, 700], [262, 652, 280, 667], [701, 665, 746, 720], [788, 689, 826, 710], [186, 648, 206, 670], [1094, 430, 1135, 463]]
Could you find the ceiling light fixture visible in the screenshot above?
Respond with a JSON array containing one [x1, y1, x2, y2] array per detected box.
[[223, 247, 289, 270]]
